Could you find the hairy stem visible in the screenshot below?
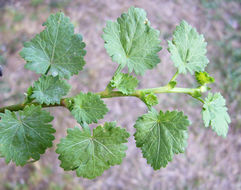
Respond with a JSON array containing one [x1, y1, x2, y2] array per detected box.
[[0, 85, 206, 113]]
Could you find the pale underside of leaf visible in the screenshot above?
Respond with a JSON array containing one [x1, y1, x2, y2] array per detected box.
[[202, 92, 231, 137], [102, 7, 162, 75], [168, 20, 209, 75]]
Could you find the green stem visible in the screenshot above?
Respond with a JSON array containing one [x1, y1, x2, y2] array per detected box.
[[0, 100, 67, 113], [136, 86, 198, 95], [193, 96, 205, 104], [114, 64, 125, 75], [44, 66, 51, 75], [170, 70, 179, 82], [0, 85, 206, 113]]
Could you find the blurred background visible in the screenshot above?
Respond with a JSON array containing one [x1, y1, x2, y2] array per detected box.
[[0, 0, 241, 189]]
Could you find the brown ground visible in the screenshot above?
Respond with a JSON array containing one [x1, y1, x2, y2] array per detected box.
[[0, 0, 240, 190]]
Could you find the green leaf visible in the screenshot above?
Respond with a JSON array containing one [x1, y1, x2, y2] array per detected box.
[[26, 86, 33, 97], [111, 73, 138, 94], [168, 81, 177, 89], [202, 93, 231, 137], [56, 122, 130, 179], [195, 71, 215, 85], [71, 92, 108, 124], [134, 109, 190, 169], [24, 86, 34, 103], [31, 75, 71, 105], [168, 20, 209, 75], [20, 12, 86, 79], [143, 93, 158, 106], [0, 105, 55, 166], [102, 7, 162, 75], [192, 90, 202, 98]]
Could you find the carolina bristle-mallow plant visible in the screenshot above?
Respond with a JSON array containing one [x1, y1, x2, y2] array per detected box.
[[0, 7, 231, 179]]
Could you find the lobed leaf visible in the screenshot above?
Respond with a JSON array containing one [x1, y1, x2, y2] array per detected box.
[[0, 105, 55, 166], [134, 109, 190, 169], [20, 12, 86, 79], [143, 93, 158, 106], [56, 122, 130, 179], [103, 7, 162, 75], [111, 73, 138, 94], [202, 92, 231, 137], [31, 75, 71, 105], [168, 20, 209, 75], [71, 92, 108, 124]]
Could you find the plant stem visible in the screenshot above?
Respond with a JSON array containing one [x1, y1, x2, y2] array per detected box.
[[136, 86, 197, 95], [193, 96, 205, 104], [0, 85, 206, 113], [0, 99, 67, 113], [114, 64, 125, 75], [170, 70, 179, 82]]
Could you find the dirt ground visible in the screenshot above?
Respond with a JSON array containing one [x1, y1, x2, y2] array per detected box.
[[0, 0, 241, 189]]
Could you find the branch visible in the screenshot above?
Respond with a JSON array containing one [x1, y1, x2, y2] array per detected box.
[[0, 85, 206, 113]]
